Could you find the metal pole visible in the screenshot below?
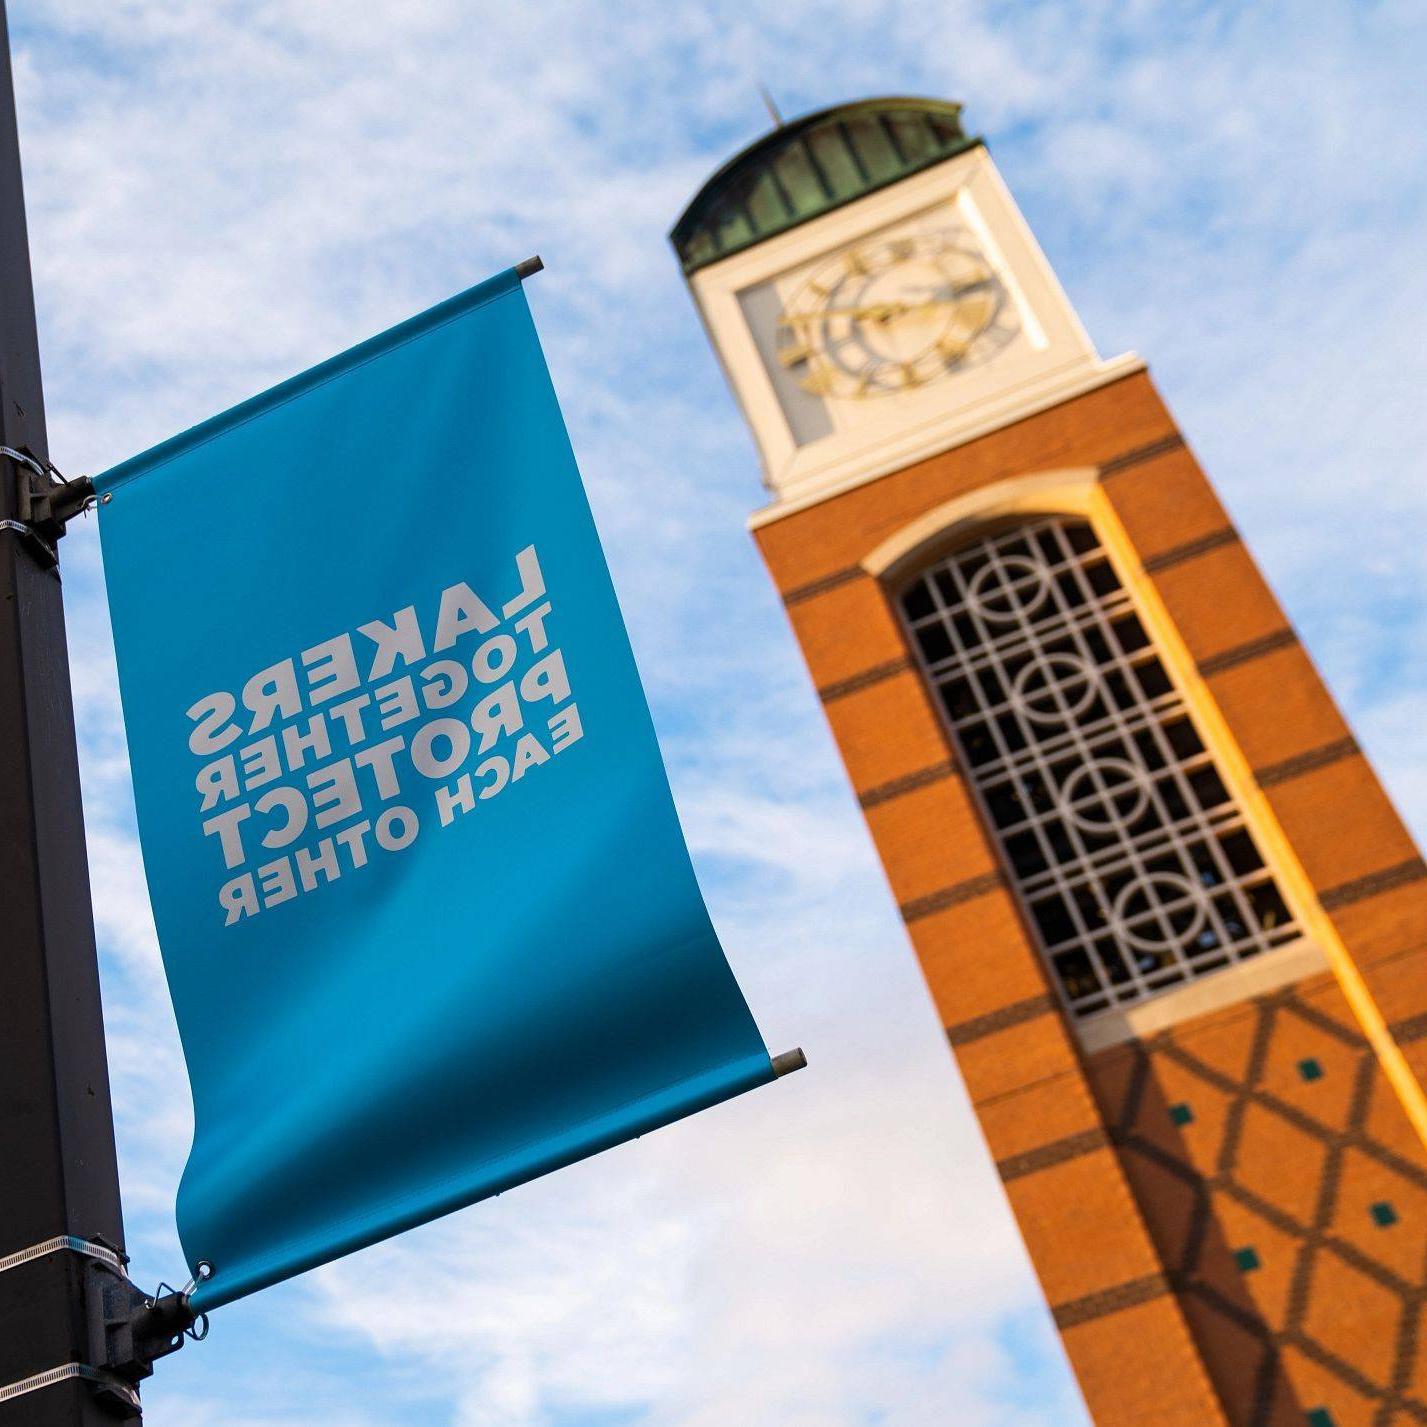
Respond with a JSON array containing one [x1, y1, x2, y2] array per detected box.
[[0, 4, 134, 1422]]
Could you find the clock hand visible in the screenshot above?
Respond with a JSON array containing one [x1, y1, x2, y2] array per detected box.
[[865, 296, 987, 324], [778, 300, 939, 326], [778, 286, 994, 328]]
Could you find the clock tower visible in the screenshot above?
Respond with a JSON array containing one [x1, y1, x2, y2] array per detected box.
[[673, 99, 1427, 1427]]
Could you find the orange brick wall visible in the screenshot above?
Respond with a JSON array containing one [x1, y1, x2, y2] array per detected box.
[[754, 370, 1427, 1426]]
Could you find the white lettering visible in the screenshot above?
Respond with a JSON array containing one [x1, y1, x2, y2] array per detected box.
[[471, 633, 518, 685], [254, 786, 308, 849], [335, 819, 372, 869], [282, 713, 331, 771], [203, 804, 252, 870], [510, 731, 549, 781], [187, 692, 241, 756], [327, 693, 371, 746], [241, 660, 302, 734], [419, 658, 468, 711], [239, 735, 281, 792], [358, 605, 426, 680], [435, 775, 477, 827], [433, 582, 498, 651], [475, 755, 509, 799], [257, 856, 297, 908], [355, 736, 405, 801], [295, 838, 342, 892], [514, 601, 553, 654], [411, 717, 471, 780], [219, 873, 258, 926], [373, 675, 419, 731], [501, 545, 546, 618], [195, 756, 238, 812], [549, 703, 583, 752], [374, 805, 419, 852], [308, 758, 361, 829], [301, 634, 360, 706], [519, 649, 570, 706], [470, 682, 523, 753]]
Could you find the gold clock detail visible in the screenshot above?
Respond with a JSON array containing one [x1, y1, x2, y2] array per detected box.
[[775, 231, 1012, 398]]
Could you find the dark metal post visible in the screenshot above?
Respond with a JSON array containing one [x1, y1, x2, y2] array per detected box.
[[0, 4, 134, 1422]]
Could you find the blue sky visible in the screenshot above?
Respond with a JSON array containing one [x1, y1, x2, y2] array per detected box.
[[9, 2, 1427, 1423]]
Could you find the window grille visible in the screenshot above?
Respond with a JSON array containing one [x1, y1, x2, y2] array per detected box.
[[898, 515, 1299, 1020]]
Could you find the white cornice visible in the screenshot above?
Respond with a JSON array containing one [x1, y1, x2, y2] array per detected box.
[[746, 352, 1145, 531]]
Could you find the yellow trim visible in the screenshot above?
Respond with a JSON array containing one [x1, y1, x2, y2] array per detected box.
[[863, 474, 1427, 1151], [1089, 488, 1427, 1151], [860, 468, 1099, 581]]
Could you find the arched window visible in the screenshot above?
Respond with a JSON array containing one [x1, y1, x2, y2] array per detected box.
[[898, 514, 1299, 1020]]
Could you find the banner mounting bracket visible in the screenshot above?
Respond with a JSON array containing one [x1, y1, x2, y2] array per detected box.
[[0, 1233, 206, 1412], [1, 443, 96, 566]]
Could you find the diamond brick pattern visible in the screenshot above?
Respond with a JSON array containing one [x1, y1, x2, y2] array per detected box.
[[1089, 985, 1427, 1426]]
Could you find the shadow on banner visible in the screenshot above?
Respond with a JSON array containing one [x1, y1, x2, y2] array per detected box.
[[94, 263, 793, 1312]]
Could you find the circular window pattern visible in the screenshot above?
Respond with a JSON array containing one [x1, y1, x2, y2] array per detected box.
[[897, 514, 1302, 1018], [1059, 758, 1151, 833], [966, 555, 1051, 625], [1111, 873, 1207, 954], [1011, 653, 1099, 727]]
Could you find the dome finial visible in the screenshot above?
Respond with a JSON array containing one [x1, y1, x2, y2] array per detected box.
[[757, 82, 784, 128]]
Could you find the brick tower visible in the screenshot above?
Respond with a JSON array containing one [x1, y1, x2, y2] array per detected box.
[[671, 99, 1427, 1427]]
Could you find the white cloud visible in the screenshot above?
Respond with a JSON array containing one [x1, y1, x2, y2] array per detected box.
[[309, 1045, 1051, 1427]]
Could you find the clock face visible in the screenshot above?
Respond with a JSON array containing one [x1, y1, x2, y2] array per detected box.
[[774, 230, 1013, 399]]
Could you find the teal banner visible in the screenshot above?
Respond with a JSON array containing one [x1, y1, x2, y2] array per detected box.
[[95, 265, 778, 1311]]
